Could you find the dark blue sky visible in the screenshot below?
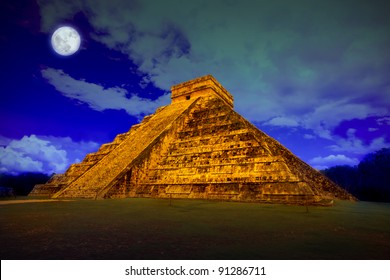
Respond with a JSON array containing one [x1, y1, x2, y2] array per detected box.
[[1, 0, 389, 175]]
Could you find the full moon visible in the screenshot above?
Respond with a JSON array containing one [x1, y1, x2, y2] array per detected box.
[[51, 26, 81, 56]]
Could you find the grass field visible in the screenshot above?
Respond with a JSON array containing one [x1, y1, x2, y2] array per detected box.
[[1, 197, 389, 260]]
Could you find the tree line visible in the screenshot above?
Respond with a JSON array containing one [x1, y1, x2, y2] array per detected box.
[[0, 172, 50, 196], [321, 148, 390, 202]]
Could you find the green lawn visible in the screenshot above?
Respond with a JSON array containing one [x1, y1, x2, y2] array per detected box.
[[1, 198, 389, 259]]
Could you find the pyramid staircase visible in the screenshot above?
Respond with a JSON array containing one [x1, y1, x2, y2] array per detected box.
[[29, 130, 132, 196]]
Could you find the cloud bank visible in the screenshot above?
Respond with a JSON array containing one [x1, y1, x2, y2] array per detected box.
[[41, 67, 170, 117], [309, 154, 359, 170], [0, 135, 99, 175], [38, 0, 390, 134]]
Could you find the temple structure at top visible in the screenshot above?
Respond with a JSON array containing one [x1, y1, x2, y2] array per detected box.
[[171, 75, 234, 108]]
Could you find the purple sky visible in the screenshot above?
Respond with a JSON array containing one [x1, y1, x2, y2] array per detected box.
[[1, 0, 389, 175]]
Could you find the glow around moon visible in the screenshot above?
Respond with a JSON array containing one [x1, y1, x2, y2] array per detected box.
[[51, 26, 81, 56]]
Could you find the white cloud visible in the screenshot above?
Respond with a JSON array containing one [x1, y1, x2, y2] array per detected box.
[[309, 154, 359, 169], [311, 165, 329, 171], [377, 117, 390, 126], [329, 136, 389, 155], [368, 127, 378, 132], [41, 67, 170, 117], [263, 116, 299, 127], [38, 135, 100, 165], [301, 100, 387, 140], [304, 134, 316, 139], [328, 128, 390, 155], [0, 135, 99, 175], [0, 148, 44, 174]]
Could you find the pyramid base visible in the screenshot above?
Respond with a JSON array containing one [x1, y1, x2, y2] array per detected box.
[[105, 184, 334, 206], [117, 194, 333, 206]]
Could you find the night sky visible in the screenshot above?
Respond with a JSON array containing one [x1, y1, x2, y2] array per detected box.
[[1, 0, 389, 175]]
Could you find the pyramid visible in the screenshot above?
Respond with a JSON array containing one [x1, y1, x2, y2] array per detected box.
[[30, 75, 355, 205]]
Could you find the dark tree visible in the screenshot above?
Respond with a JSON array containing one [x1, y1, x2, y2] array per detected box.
[[321, 165, 359, 195], [0, 172, 50, 196], [321, 148, 390, 202], [358, 148, 390, 202]]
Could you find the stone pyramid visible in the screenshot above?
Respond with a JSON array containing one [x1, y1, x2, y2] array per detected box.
[[30, 75, 354, 205]]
